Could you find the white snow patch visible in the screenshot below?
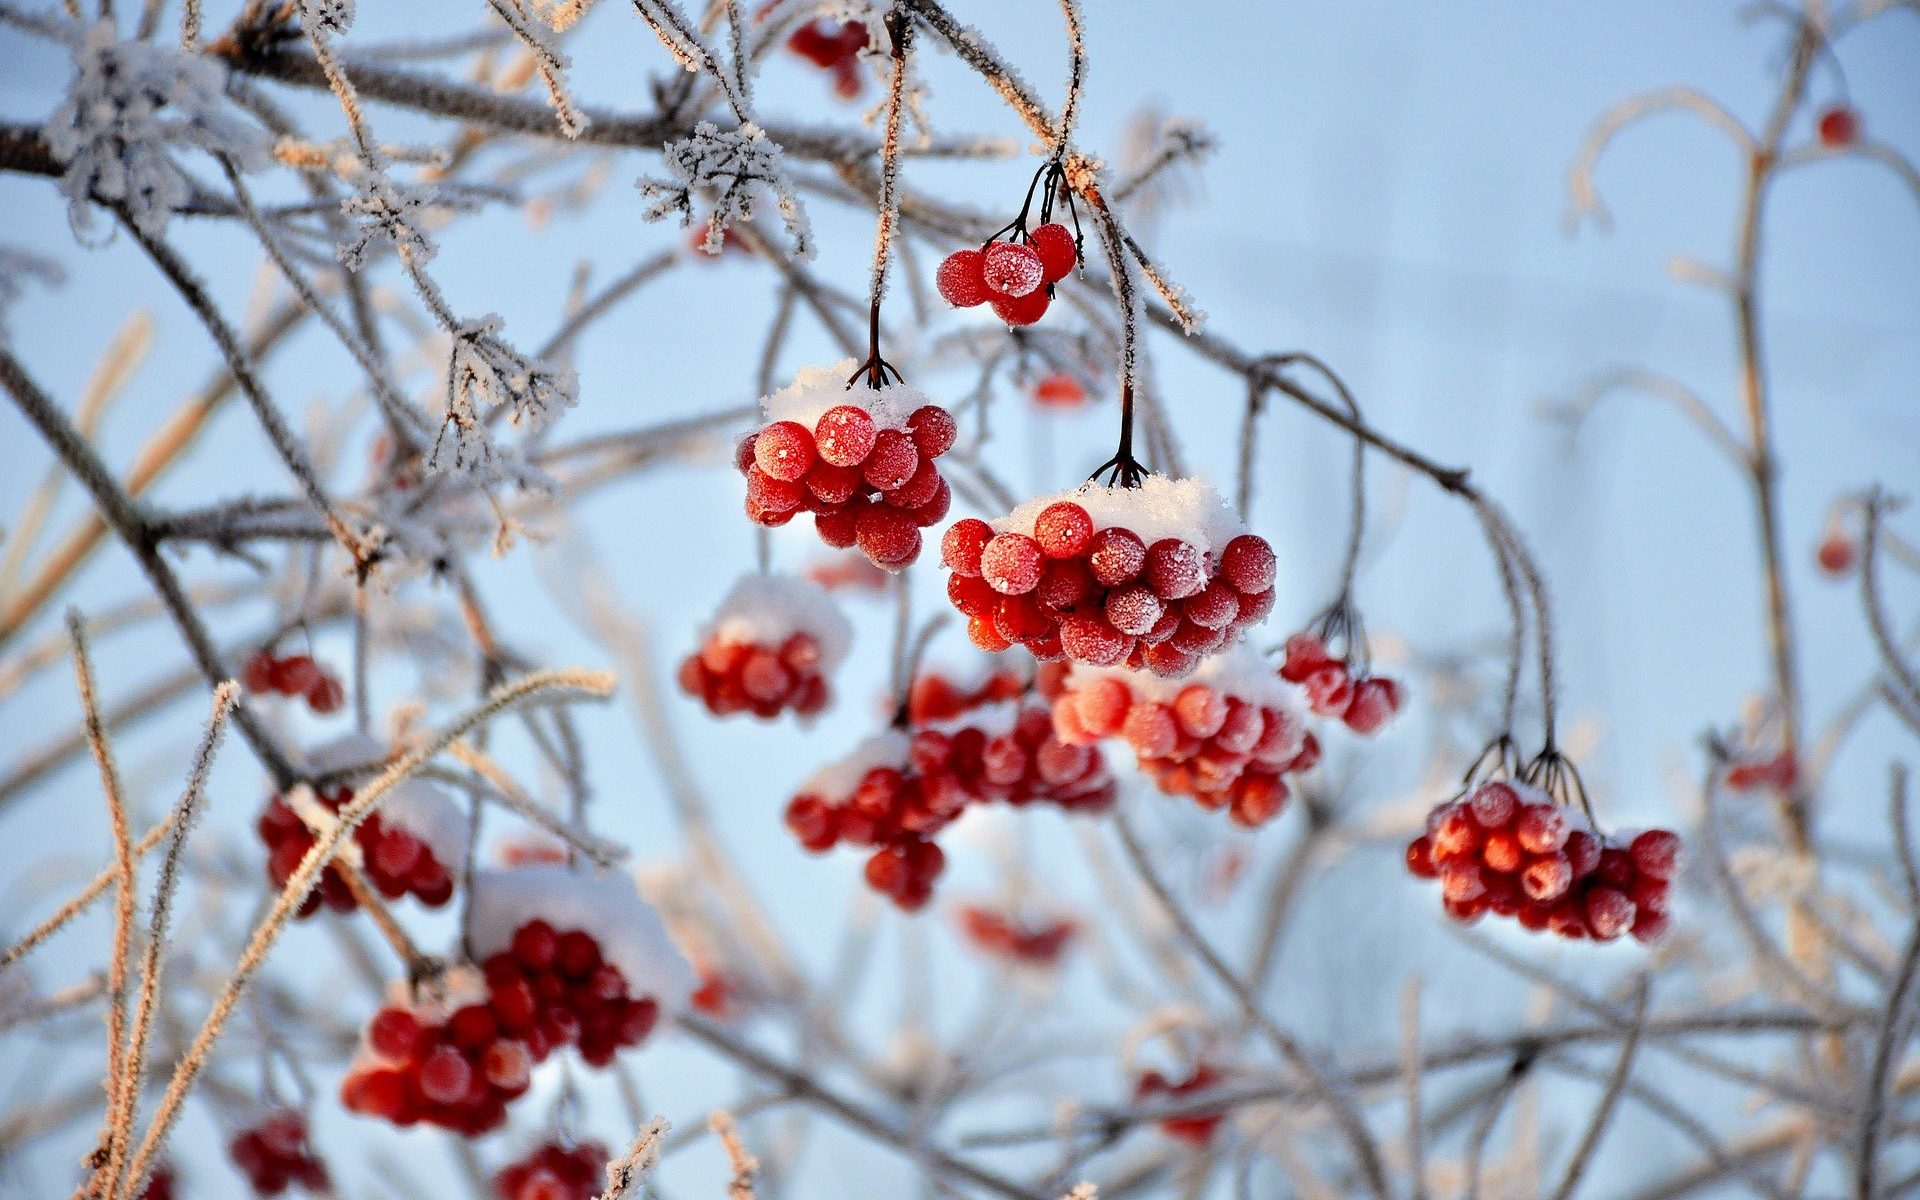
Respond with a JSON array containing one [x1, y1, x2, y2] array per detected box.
[[798, 730, 910, 800], [380, 777, 468, 873], [469, 866, 697, 1012], [303, 732, 387, 779], [701, 572, 854, 671], [761, 359, 933, 433], [992, 475, 1248, 556]]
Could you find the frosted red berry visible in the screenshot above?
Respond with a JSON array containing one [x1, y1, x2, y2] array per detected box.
[[936, 249, 990, 307], [990, 285, 1050, 327], [1817, 105, 1859, 147], [1027, 222, 1078, 282], [981, 241, 1045, 298], [814, 405, 877, 466]]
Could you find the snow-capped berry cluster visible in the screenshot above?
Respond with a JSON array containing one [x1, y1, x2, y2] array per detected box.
[[956, 904, 1078, 968], [943, 476, 1276, 674], [677, 573, 852, 722], [495, 1141, 610, 1200], [1405, 780, 1679, 943], [343, 869, 692, 1130], [1048, 648, 1318, 827], [242, 649, 345, 714], [228, 1110, 329, 1197], [1133, 1065, 1226, 1146], [937, 223, 1079, 327], [1279, 632, 1405, 736], [784, 733, 958, 910], [257, 737, 463, 919], [787, 18, 869, 98], [739, 362, 956, 570]]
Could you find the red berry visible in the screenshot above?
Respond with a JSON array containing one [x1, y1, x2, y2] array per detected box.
[[814, 405, 877, 466], [270, 654, 322, 697], [906, 405, 957, 459], [242, 650, 278, 693], [305, 673, 345, 714], [1630, 829, 1682, 879], [816, 507, 860, 548], [981, 533, 1044, 595], [1033, 501, 1094, 558], [990, 285, 1050, 327], [1342, 677, 1401, 735], [1406, 835, 1438, 878], [1087, 527, 1146, 586], [1183, 583, 1240, 631], [1564, 829, 1602, 879], [1144, 539, 1206, 600], [936, 249, 990, 307], [1302, 664, 1353, 717], [1218, 535, 1276, 594], [1584, 887, 1637, 940], [862, 428, 919, 491], [855, 505, 921, 568], [1279, 632, 1334, 682], [1060, 614, 1129, 665], [367, 1006, 422, 1060], [419, 1045, 473, 1105], [1817, 105, 1859, 147], [754, 420, 816, 482], [1521, 853, 1573, 902], [512, 920, 558, 970], [1515, 804, 1569, 855], [981, 241, 1045, 298], [1027, 222, 1077, 282], [1469, 781, 1518, 828], [1817, 529, 1856, 576]]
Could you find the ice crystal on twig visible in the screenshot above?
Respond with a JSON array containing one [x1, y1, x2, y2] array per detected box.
[[432, 316, 578, 479], [639, 123, 813, 259], [298, 0, 356, 34], [42, 21, 272, 240], [337, 175, 454, 270]]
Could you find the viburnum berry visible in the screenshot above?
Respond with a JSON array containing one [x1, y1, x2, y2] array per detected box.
[[990, 285, 1050, 327], [495, 1141, 610, 1200], [679, 574, 849, 723], [1031, 372, 1088, 408], [740, 363, 958, 570], [936, 249, 991, 308], [1133, 1064, 1226, 1146], [981, 532, 1045, 595], [956, 904, 1078, 968], [1817, 104, 1860, 147], [1816, 522, 1856, 576], [982, 240, 1045, 298], [1278, 630, 1405, 735], [1408, 778, 1679, 943], [787, 18, 868, 98], [1027, 222, 1079, 282], [229, 1110, 329, 1196]]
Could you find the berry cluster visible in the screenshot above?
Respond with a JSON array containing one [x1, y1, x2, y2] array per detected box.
[[942, 476, 1277, 674], [341, 983, 529, 1135], [229, 1111, 329, 1197], [740, 363, 956, 570], [785, 733, 959, 910], [1405, 780, 1679, 943], [256, 763, 462, 920], [1133, 1065, 1226, 1146], [956, 904, 1078, 968], [342, 869, 693, 1131], [937, 223, 1078, 327], [677, 574, 851, 722], [1047, 649, 1318, 827], [1279, 631, 1404, 736], [242, 649, 344, 714], [786, 17, 868, 99], [495, 1141, 610, 1200]]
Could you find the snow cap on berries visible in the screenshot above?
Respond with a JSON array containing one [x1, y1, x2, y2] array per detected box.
[[993, 475, 1250, 558], [761, 359, 933, 434], [1068, 642, 1304, 725], [469, 867, 697, 1014], [701, 572, 854, 671]]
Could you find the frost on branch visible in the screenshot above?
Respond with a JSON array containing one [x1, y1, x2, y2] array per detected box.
[[639, 123, 813, 259], [433, 315, 578, 480], [42, 21, 271, 240], [297, 0, 356, 34], [338, 175, 451, 270]]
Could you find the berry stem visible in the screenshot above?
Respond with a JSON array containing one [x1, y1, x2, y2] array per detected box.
[[856, 7, 911, 393], [1087, 378, 1146, 488]]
